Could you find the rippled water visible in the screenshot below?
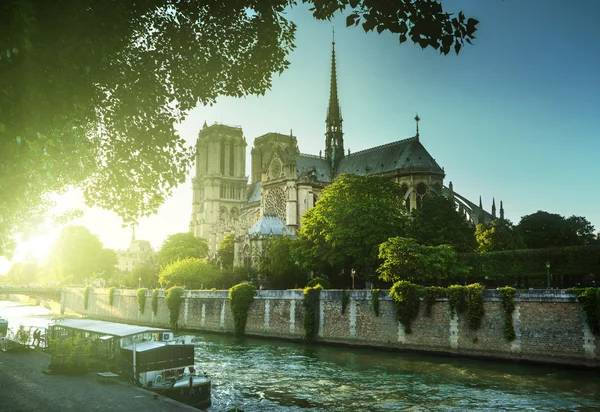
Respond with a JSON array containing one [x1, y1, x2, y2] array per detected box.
[[2, 301, 599, 411]]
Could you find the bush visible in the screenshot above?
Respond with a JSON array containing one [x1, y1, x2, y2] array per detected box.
[[341, 290, 350, 314], [164, 286, 184, 328], [465, 283, 485, 330], [446, 285, 466, 317], [229, 283, 257, 337], [569, 287, 600, 335], [371, 289, 380, 317], [389, 281, 420, 333], [137, 288, 148, 314], [307, 276, 330, 289], [108, 287, 115, 307], [151, 288, 159, 316], [303, 284, 323, 341], [422, 286, 446, 317], [498, 286, 516, 340], [83, 286, 92, 311]]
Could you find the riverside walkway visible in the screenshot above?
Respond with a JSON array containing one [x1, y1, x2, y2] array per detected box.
[[0, 349, 200, 412]]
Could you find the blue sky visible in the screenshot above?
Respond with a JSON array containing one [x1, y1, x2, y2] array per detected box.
[[7, 0, 600, 262]]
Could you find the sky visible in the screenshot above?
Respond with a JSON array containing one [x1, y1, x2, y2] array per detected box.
[[2, 0, 599, 271]]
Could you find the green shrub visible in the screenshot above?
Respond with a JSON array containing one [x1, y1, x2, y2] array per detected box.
[[389, 281, 420, 334], [498, 286, 516, 340], [151, 289, 159, 316], [446, 285, 466, 317], [229, 283, 257, 337], [307, 276, 330, 289], [569, 287, 600, 335], [164, 286, 184, 328], [137, 288, 148, 314], [422, 286, 446, 317], [303, 284, 323, 341], [465, 283, 485, 330], [83, 286, 92, 311], [371, 289, 380, 317], [341, 290, 350, 314], [108, 287, 115, 307]]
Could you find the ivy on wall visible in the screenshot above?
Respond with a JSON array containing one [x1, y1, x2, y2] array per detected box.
[[303, 284, 322, 341], [371, 289, 380, 317], [151, 289, 159, 316], [83, 286, 92, 311], [165, 286, 184, 328], [423, 286, 446, 317], [389, 281, 420, 333], [137, 288, 148, 314], [307, 277, 329, 289], [229, 283, 257, 337], [569, 287, 600, 335], [465, 283, 485, 330], [498, 286, 516, 340], [341, 290, 350, 314], [447, 285, 466, 317], [108, 287, 115, 307]]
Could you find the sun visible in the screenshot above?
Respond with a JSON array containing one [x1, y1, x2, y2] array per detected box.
[[15, 233, 58, 262], [0, 257, 11, 276]]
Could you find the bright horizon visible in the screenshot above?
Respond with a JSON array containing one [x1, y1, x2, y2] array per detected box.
[[2, 0, 599, 274]]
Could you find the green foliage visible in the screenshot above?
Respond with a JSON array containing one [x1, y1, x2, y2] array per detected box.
[[137, 288, 148, 314], [569, 288, 600, 335], [216, 266, 259, 290], [447, 285, 466, 317], [408, 195, 476, 253], [378, 237, 470, 284], [83, 286, 92, 310], [498, 286, 516, 340], [5, 262, 38, 285], [229, 283, 257, 337], [422, 286, 446, 317], [49, 226, 104, 284], [108, 287, 115, 307], [14, 325, 31, 346], [217, 233, 235, 269], [341, 290, 351, 314], [303, 284, 323, 342], [158, 233, 209, 268], [371, 289, 381, 317], [97, 248, 119, 281], [159, 258, 218, 289], [49, 335, 92, 373], [307, 276, 330, 289], [475, 219, 525, 253], [389, 281, 420, 334], [460, 245, 600, 285], [518, 211, 596, 249], [131, 264, 158, 289], [164, 286, 184, 328], [296, 174, 408, 285], [262, 236, 306, 290], [151, 288, 159, 317], [465, 283, 485, 331]]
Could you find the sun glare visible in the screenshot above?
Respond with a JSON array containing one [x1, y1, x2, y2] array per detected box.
[[14, 234, 58, 263], [0, 257, 11, 276]]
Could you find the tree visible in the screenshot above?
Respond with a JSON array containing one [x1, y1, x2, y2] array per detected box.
[[48, 225, 104, 284], [158, 232, 209, 268], [475, 219, 525, 253], [96, 248, 118, 281], [217, 233, 235, 269], [408, 195, 476, 253], [6, 262, 38, 285], [296, 174, 408, 286], [159, 258, 219, 289], [1, 0, 479, 257], [131, 263, 159, 289], [262, 236, 306, 289], [378, 237, 469, 285], [518, 211, 596, 249]]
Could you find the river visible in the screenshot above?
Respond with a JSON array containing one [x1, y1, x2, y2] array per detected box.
[[1, 300, 599, 411]]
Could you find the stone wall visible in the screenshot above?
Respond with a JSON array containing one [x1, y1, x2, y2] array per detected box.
[[60, 288, 599, 368]]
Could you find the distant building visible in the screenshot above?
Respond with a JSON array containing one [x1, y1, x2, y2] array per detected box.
[[189, 36, 497, 267], [116, 229, 157, 272]]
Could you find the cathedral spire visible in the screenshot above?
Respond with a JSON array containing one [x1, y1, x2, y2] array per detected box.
[[325, 27, 344, 173], [415, 114, 420, 141], [492, 198, 497, 219], [500, 201, 505, 220]]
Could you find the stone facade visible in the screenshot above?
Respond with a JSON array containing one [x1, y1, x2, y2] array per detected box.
[[61, 288, 599, 368]]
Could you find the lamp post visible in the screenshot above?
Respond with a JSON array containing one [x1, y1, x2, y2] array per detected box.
[[351, 269, 356, 290], [546, 261, 551, 289]]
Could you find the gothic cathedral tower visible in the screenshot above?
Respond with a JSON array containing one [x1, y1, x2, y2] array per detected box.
[[190, 123, 247, 255], [325, 30, 344, 174]]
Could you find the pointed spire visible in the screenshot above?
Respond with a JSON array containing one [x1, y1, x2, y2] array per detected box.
[[492, 198, 497, 219], [448, 181, 454, 201], [479, 196, 482, 209], [325, 27, 344, 173], [500, 201, 505, 220], [477, 196, 486, 224], [202, 120, 208, 129], [415, 114, 420, 140]]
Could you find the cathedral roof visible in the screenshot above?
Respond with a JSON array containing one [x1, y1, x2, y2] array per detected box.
[[247, 181, 262, 203], [295, 154, 332, 182], [248, 215, 293, 236], [336, 137, 444, 177]]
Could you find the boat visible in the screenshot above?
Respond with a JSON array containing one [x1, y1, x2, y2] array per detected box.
[[47, 318, 211, 409]]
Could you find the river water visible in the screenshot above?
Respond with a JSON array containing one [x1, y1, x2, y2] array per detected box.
[[2, 300, 600, 411]]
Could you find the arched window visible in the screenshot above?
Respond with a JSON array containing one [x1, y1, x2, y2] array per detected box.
[[416, 183, 427, 209]]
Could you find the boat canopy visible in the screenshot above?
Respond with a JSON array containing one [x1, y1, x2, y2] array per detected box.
[[52, 319, 170, 338]]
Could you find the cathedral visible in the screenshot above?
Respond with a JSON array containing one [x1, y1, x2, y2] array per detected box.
[[189, 38, 498, 266]]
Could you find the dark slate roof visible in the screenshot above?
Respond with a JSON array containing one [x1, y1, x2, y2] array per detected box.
[[247, 182, 262, 203], [336, 137, 444, 176], [248, 215, 293, 236], [295, 154, 332, 182]]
